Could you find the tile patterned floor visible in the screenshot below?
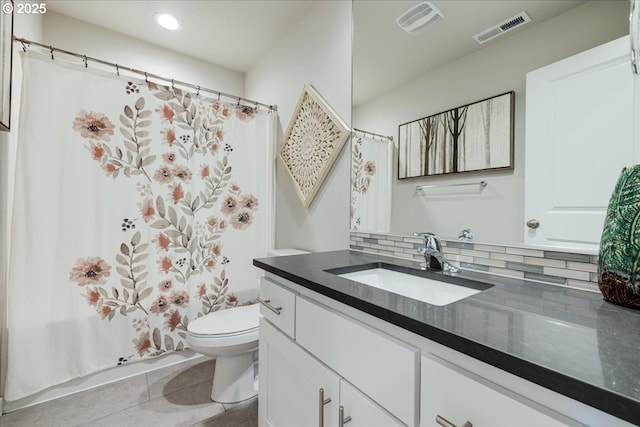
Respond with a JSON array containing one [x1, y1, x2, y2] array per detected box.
[[0, 358, 258, 427]]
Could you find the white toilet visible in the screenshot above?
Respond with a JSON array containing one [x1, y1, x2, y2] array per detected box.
[[187, 303, 260, 403], [186, 248, 309, 403]]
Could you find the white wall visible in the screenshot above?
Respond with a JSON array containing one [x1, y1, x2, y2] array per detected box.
[[353, 1, 628, 244], [246, 0, 352, 252], [42, 12, 244, 96]]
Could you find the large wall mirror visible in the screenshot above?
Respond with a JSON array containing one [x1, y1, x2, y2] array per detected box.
[[352, 0, 629, 248]]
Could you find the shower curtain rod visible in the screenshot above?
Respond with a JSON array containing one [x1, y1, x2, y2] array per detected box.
[[352, 128, 393, 142], [13, 36, 278, 111]]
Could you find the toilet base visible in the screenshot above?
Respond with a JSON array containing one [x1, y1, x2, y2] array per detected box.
[[211, 351, 258, 404]]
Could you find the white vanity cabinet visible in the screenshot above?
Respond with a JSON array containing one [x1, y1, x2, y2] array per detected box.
[[259, 318, 341, 427], [258, 276, 411, 427], [296, 297, 419, 426], [260, 318, 403, 427], [258, 272, 634, 427]]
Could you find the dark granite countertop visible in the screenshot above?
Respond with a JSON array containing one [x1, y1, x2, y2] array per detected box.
[[253, 250, 640, 425]]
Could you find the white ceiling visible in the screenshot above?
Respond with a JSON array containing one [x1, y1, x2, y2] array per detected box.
[[45, 0, 311, 72], [353, 0, 588, 105], [46, 0, 590, 105]]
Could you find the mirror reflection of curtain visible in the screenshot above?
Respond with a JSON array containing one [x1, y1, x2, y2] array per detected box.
[[350, 133, 392, 232]]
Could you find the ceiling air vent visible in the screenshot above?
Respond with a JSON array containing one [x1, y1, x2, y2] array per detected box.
[[397, 1, 444, 35], [473, 12, 531, 44]]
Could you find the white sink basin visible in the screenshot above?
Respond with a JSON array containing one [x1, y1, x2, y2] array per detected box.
[[338, 267, 483, 306]]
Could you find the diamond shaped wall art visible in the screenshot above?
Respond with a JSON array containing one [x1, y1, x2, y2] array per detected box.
[[278, 84, 350, 207]]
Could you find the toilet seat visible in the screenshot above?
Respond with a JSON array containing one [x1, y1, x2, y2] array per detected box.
[[188, 303, 259, 337]]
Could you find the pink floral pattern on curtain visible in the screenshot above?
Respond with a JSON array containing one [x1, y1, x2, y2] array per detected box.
[[69, 82, 259, 362], [5, 54, 274, 401]]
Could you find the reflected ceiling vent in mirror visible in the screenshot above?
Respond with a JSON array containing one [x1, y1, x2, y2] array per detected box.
[[396, 1, 444, 35], [473, 12, 531, 44]]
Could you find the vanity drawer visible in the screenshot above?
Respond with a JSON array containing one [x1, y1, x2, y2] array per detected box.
[[259, 277, 296, 338], [420, 354, 572, 427], [296, 296, 419, 427]]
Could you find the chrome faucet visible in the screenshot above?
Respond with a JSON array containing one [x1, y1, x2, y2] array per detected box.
[[414, 232, 459, 273]]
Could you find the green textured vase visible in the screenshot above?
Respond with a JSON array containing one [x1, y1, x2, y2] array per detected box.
[[598, 165, 640, 308]]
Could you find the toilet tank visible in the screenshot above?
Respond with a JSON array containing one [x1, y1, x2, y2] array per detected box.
[[267, 248, 310, 257]]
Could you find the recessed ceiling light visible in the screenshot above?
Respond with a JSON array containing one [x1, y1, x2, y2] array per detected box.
[[154, 13, 180, 31]]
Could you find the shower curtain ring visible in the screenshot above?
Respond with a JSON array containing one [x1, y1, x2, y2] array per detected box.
[[83, 55, 88, 68], [21, 40, 26, 52], [196, 86, 200, 97], [217, 92, 221, 101], [171, 79, 175, 90], [49, 46, 54, 60], [115, 64, 120, 76], [144, 72, 148, 83]]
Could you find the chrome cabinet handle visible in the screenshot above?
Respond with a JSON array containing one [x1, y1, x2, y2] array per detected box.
[[436, 415, 472, 427], [338, 405, 352, 427], [318, 388, 331, 427], [631, 0, 640, 74], [257, 297, 282, 315]]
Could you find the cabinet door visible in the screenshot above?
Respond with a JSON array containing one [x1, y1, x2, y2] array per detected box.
[[259, 318, 340, 427], [339, 379, 405, 427], [525, 36, 636, 249], [296, 296, 419, 426], [420, 354, 570, 427]]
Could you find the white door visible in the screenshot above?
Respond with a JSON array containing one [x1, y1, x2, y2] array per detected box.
[[259, 319, 340, 427], [339, 379, 405, 427], [524, 36, 638, 249]]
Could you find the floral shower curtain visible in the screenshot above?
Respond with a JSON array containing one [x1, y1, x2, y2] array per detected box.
[[350, 134, 391, 232], [4, 52, 275, 401]]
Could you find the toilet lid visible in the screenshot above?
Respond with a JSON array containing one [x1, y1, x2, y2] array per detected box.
[[188, 303, 259, 337]]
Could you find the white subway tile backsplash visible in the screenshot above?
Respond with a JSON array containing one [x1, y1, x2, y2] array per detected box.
[[350, 232, 601, 288], [543, 267, 590, 281], [474, 244, 506, 253], [490, 253, 525, 263], [460, 249, 490, 258], [506, 247, 545, 257], [447, 254, 474, 263], [403, 237, 424, 244], [524, 257, 566, 268], [394, 241, 414, 249], [442, 247, 460, 255], [567, 261, 598, 273], [473, 258, 507, 268]]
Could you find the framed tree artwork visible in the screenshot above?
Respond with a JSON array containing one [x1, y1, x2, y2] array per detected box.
[[398, 91, 514, 179]]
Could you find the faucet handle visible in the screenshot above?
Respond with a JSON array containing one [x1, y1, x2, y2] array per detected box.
[[414, 231, 438, 239], [413, 232, 442, 250]]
